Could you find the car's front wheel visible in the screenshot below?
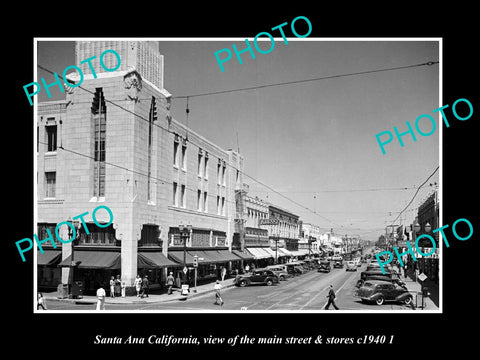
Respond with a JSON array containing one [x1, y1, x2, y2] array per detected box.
[[403, 296, 413, 305], [375, 296, 385, 305], [265, 279, 273, 286], [239, 280, 248, 287]]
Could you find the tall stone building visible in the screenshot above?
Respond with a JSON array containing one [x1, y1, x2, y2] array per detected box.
[[37, 41, 245, 295]]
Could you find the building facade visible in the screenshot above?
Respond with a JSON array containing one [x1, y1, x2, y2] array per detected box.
[[37, 41, 245, 295]]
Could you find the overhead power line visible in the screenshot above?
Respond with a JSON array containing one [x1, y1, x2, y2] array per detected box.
[[390, 166, 439, 225], [172, 61, 439, 99], [35, 59, 439, 232]]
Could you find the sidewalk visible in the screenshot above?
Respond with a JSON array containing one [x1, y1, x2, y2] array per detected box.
[[402, 276, 439, 310], [44, 278, 236, 305]]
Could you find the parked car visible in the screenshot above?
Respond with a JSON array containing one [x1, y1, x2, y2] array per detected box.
[[332, 255, 343, 261], [317, 260, 331, 273], [356, 270, 406, 288], [266, 265, 292, 281], [333, 260, 344, 268], [354, 280, 413, 306], [234, 268, 279, 287], [354, 258, 362, 267], [282, 263, 304, 276], [345, 261, 357, 271]]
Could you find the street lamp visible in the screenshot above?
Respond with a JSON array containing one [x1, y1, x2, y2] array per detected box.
[[67, 217, 81, 299], [179, 223, 192, 284]]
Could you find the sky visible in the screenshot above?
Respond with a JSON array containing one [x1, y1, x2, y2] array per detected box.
[[36, 38, 440, 241]]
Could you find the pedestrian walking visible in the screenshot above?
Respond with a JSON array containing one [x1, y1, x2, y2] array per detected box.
[[96, 285, 106, 310], [245, 264, 250, 273], [214, 280, 224, 306], [140, 275, 150, 298], [221, 266, 227, 281], [166, 272, 175, 295], [37, 292, 47, 310], [324, 284, 339, 310], [109, 276, 115, 298], [114, 275, 122, 297], [134, 275, 142, 297]]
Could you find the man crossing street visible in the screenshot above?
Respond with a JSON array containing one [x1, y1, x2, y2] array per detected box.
[[324, 284, 339, 310]]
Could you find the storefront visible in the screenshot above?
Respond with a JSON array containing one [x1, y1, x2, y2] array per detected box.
[[37, 250, 62, 291], [58, 249, 121, 295], [137, 251, 182, 291], [168, 248, 241, 286]]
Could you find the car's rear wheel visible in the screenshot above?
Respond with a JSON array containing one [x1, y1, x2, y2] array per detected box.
[[403, 296, 413, 305], [375, 296, 385, 305], [279, 276, 285, 281], [266, 279, 273, 286], [239, 280, 247, 287]]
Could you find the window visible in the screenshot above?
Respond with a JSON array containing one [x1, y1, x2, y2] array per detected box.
[[181, 143, 187, 170], [139, 224, 160, 247], [45, 172, 56, 198], [217, 162, 221, 185], [222, 164, 227, 185], [92, 88, 106, 197], [217, 196, 221, 215], [46, 125, 57, 152], [197, 152, 203, 177], [204, 153, 209, 179], [180, 184, 186, 208], [173, 139, 179, 167], [79, 224, 116, 246], [221, 196, 226, 216], [172, 182, 178, 206], [197, 190, 202, 211], [203, 191, 208, 212]]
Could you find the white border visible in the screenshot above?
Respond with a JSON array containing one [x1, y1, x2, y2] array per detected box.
[[33, 37, 442, 314]]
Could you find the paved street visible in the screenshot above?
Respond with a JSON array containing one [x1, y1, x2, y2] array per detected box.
[[45, 262, 422, 311]]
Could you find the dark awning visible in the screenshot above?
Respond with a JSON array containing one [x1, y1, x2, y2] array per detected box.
[[232, 249, 255, 261], [58, 251, 121, 269], [37, 250, 62, 266], [138, 252, 180, 268]]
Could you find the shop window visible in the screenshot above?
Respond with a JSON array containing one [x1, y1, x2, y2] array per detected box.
[[78, 224, 116, 246], [139, 225, 160, 247]]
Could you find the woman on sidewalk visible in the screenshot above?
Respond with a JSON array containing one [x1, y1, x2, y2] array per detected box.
[[134, 275, 142, 297], [214, 280, 224, 306]]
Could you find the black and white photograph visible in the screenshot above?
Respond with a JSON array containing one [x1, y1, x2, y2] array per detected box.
[[32, 38, 441, 313], [7, 6, 478, 356]]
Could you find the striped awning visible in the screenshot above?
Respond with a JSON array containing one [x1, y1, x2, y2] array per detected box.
[[277, 248, 293, 257], [246, 247, 272, 259], [168, 249, 241, 265]]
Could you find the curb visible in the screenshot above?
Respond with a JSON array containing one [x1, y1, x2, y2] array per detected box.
[[45, 282, 236, 305]]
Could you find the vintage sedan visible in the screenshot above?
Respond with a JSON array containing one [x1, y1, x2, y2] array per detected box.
[[354, 280, 413, 306], [356, 270, 406, 288], [266, 265, 292, 281], [234, 268, 280, 287], [333, 260, 344, 268], [317, 260, 331, 273], [345, 261, 357, 271]]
